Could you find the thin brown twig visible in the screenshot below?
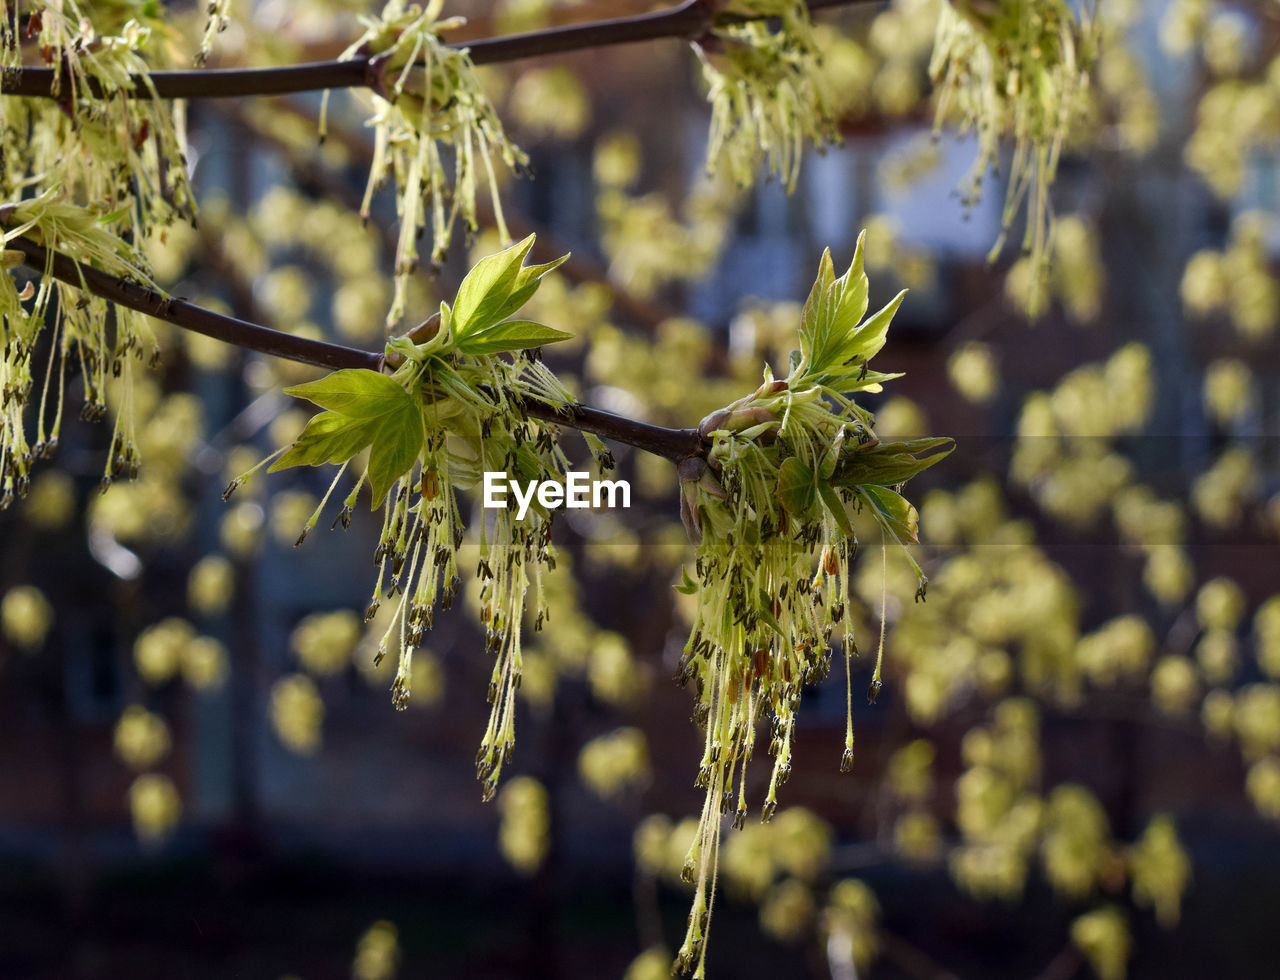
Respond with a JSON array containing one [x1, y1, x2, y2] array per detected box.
[[8, 236, 370, 372], [7, 235, 703, 462], [0, 0, 876, 101]]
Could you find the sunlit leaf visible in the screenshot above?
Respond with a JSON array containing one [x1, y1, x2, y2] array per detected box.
[[451, 235, 536, 339], [282, 369, 409, 419], [454, 320, 574, 357], [269, 411, 377, 471], [861, 484, 920, 543], [777, 456, 818, 519], [834, 437, 955, 488]]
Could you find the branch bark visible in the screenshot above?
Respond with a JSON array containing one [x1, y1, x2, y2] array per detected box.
[[8, 236, 373, 372], [7, 236, 703, 463], [0, 0, 874, 101]]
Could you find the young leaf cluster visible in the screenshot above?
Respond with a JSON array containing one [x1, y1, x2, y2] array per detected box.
[[1, 191, 162, 505], [1, 1, 194, 235], [1, 2, 193, 502], [669, 234, 951, 977], [253, 235, 585, 800]]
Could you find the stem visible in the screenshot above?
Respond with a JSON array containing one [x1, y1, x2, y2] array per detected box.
[[465, 0, 713, 65], [7, 236, 702, 462], [0, 0, 875, 101], [7, 237, 374, 373]]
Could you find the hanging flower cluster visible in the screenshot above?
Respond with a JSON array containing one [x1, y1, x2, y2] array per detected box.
[[929, 0, 1096, 312], [693, 0, 839, 192], [670, 234, 952, 976], [1, 2, 192, 503], [337, 0, 528, 326], [247, 236, 601, 800], [1, 191, 161, 506], [196, 0, 231, 66], [1, 1, 193, 236]]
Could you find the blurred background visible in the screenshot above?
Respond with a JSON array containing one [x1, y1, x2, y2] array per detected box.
[[4, 0, 1280, 977]]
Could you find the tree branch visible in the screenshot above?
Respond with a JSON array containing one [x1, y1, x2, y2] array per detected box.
[[8, 236, 372, 372], [0, 0, 875, 101], [6, 236, 703, 463]]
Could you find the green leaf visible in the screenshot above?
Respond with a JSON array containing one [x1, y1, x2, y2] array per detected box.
[[833, 437, 955, 488], [798, 249, 836, 372], [490, 253, 570, 325], [366, 398, 424, 508], [817, 427, 846, 480], [453, 319, 574, 357], [282, 369, 408, 419], [511, 444, 547, 485], [268, 411, 377, 472], [800, 248, 836, 339], [848, 368, 905, 393], [861, 484, 920, 544], [674, 565, 700, 595], [817, 478, 855, 538], [831, 230, 869, 336], [797, 235, 884, 382], [776, 456, 818, 519], [829, 289, 906, 368], [277, 369, 424, 508], [451, 235, 536, 340], [98, 205, 133, 225]]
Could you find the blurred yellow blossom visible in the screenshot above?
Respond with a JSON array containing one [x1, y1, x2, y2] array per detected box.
[[824, 878, 879, 969], [1195, 630, 1238, 686], [270, 674, 324, 754], [1041, 785, 1110, 900], [134, 618, 196, 685], [183, 636, 229, 691], [947, 342, 1000, 404], [623, 947, 671, 980], [129, 773, 182, 846], [887, 739, 935, 801], [1235, 685, 1280, 760], [1192, 446, 1260, 528], [894, 810, 943, 862], [1143, 548, 1194, 606], [633, 814, 673, 878], [1151, 656, 1200, 716], [114, 706, 171, 770], [498, 776, 549, 875], [1128, 815, 1191, 928], [1196, 577, 1246, 630], [1255, 597, 1280, 678], [1071, 906, 1130, 980], [291, 610, 361, 676], [1, 585, 53, 651], [352, 921, 399, 980], [1203, 360, 1255, 426], [187, 555, 235, 617], [578, 727, 649, 799], [1246, 756, 1280, 820], [220, 501, 265, 558], [510, 67, 589, 139], [759, 878, 814, 944], [1202, 689, 1235, 739], [1076, 616, 1154, 687], [21, 471, 75, 530]]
